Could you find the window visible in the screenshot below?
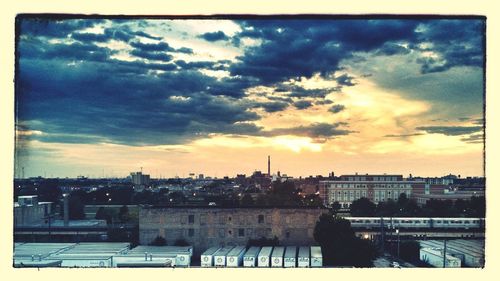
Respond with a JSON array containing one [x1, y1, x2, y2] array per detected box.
[[286, 231, 290, 238], [228, 230, 232, 235], [238, 228, 245, 237], [188, 214, 194, 224], [228, 216, 232, 222], [258, 214, 264, 223], [188, 228, 194, 237]]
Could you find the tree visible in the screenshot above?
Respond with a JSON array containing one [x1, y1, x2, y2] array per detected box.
[[376, 199, 398, 217], [331, 201, 341, 214], [240, 193, 255, 206], [95, 207, 112, 224], [468, 196, 485, 217], [118, 205, 130, 223], [247, 236, 279, 247], [268, 181, 301, 206], [303, 194, 323, 207], [37, 179, 62, 202], [399, 241, 421, 262], [314, 213, 377, 267], [174, 239, 190, 246], [150, 236, 167, 246], [61, 191, 86, 220], [255, 194, 267, 206], [350, 197, 376, 216]]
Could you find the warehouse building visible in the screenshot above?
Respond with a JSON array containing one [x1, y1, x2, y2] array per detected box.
[[14, 195, 52, 227], [420, 247, 462, 268], [139, 206, 326, 254], [419, 239, 484, 267]]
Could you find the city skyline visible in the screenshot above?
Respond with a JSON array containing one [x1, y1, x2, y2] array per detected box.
[[15, 17, 485, 178]]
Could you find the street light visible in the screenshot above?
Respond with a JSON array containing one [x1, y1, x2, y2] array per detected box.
[[395, 228, 400, 259]]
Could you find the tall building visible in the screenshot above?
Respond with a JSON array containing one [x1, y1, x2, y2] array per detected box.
[[130, 171, 150, 186], [319, 174, 424, 208]]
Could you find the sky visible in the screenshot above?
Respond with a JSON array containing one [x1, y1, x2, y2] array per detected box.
[[15, 16, 485, 178]]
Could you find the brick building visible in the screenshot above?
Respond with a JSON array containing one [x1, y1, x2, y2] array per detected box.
[[139, 206, 326, 254], [319, 174, 424, 208]]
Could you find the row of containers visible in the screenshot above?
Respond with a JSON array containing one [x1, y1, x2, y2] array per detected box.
[[14, 243, 193, 268], [201, 246, 323, 268]]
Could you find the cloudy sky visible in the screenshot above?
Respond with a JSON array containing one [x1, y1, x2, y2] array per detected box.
[[15, 16, 485, 178]]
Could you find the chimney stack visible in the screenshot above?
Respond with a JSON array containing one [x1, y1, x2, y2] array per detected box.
[[268, 155, 270, 176]]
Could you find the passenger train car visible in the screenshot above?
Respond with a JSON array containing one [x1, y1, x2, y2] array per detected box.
[[345, 217, 485, 229]]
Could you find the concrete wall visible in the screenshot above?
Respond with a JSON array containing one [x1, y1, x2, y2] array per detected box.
[[139, 207, 326, 254], [14, 203, 52, 226]]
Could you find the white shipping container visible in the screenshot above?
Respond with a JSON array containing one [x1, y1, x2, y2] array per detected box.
[[271, 246, 285, 267], [200, 247, 220, 267], [47, 256, 113, 267], [243, 247, 260, 267], [284, 246, 297, 268], [226, 246, 246, 267], [258, 246, 273, 267], [420, 248, 461, 268], [112, 255, 175, 267], [175, 253, 191, 267], [310, 246, 322, 267], [298, 246, 310, 268], [214, 246, 234, 267]]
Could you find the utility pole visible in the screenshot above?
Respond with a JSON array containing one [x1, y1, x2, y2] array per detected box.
[[396, 228, 400, 258], [442, 239, 447, 268], [380, 217, 385, 252]]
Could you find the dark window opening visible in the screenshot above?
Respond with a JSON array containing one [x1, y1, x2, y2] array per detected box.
[[258, 215, 264, 223]]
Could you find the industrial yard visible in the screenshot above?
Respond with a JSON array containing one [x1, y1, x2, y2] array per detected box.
[[14, 242, 323, 268]]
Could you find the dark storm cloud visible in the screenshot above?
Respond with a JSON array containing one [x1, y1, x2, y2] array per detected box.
[[275, 84, 337, 99], [130, 49, 173, 61], [230, 18, 484, 85], [199, 31, 229, 42], [315, 99, 334, 105], [133, 31, 162, 40], [130, 41, 176, 52], [230, 20, 420, 84], [18, 18, 105, 38], [293, 100, 313, 110], [460, 134, 484, 144], [130, 41, 194, 54], [384, 133, 424, 138], [414, 20, 484, 74], [18, 39, 116, 62], [472, 118, 485, 125], [175, 60, 230, 71], [17, 55, 261, 145], [328, 104, 346, 114], [375, 42, 411, 56], [265, 122, 353, 138], [254, 101, 289, 113], [335, 73, 356, 86], [415, 126, 483, 136]]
